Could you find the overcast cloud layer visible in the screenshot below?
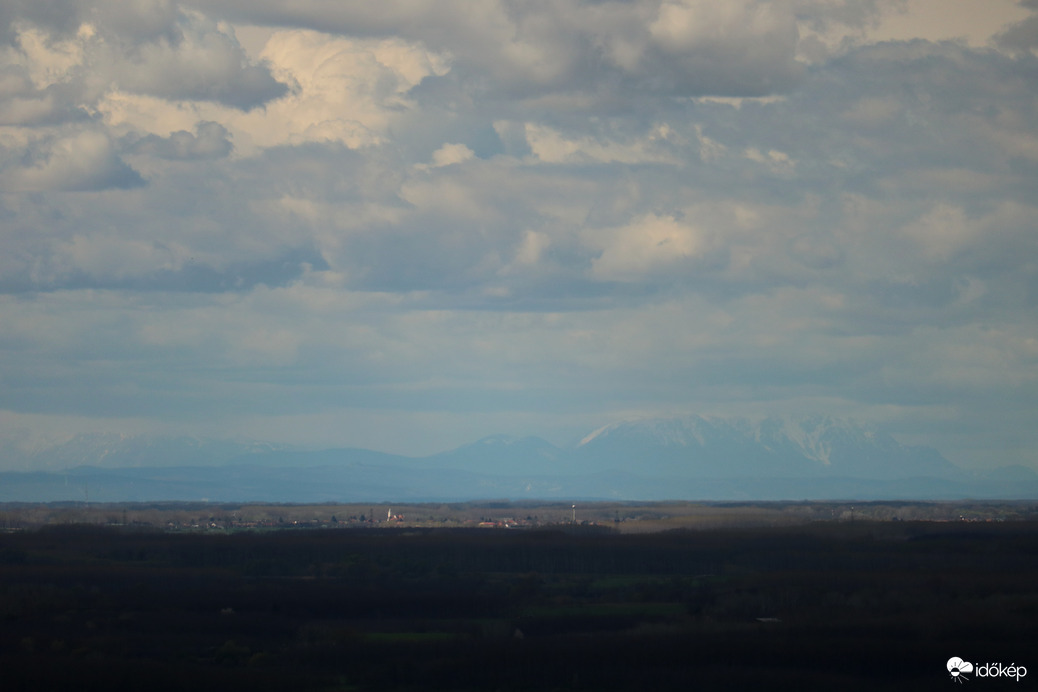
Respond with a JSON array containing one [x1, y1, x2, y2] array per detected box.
[[1, 0, 1037, 469]]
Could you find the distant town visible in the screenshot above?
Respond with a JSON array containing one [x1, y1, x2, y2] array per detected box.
[[2, 499, 1033, 533]]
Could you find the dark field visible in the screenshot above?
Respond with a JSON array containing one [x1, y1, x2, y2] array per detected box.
[[1, 505, 1036, 690]]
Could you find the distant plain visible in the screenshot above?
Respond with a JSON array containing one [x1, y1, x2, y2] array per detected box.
[[2, 500, 1035, 690]]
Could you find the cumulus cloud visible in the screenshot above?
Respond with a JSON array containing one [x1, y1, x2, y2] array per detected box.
[[644, 0, 804, 95], [0, 128, 143, 191], [586, 214, 712, 282], [242, 30, 448, 148], [102, 11, 287, 109], [524, 123, 682, 165], [1, 0, 1037, 469], [194, 0, 810, 101], [95, 30, 453, 154], [2, 1, 286, 121], [997, 13, 1038, 53], [0, 65, 88, 126], [429, 142, 475, 167], [128, 120, 233, 159]]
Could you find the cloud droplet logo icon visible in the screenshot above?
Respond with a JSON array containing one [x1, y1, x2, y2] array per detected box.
[[948, 657, 973, 683]]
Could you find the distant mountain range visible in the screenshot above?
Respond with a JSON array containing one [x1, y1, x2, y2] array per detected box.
[[1, 416, 1035, 503], [0, 432, 294, 471]]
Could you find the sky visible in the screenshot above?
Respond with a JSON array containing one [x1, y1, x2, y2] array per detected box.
[[1, 0, 1037, 470]]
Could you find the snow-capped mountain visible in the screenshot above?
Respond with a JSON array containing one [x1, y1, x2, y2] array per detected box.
[[3, 415, 1031, 502], [572, 415, 958, 479]]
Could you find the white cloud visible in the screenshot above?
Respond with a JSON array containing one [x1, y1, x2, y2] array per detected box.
[[525, 123, 681, 165], [192, 0, 818, 100], [199, 30, 451, 152], [794, 0, 1030, 62], [694, 124, 726, 162], [586, 214, 711, 282], [429, 142, 474, 167], [900, 204, 976, 262], [1, 0, 1037, 469], [869, 0, 1030, 47], [10, 23, 91, 90], [743, 147, 796, 176], [514, 230, 550, 266]]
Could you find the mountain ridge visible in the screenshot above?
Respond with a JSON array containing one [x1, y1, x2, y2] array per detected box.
[[2, 415, 1034, 502]]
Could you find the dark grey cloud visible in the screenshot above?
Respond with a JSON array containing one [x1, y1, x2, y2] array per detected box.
[[0, 69, 91, 126], [0, 247, 326, 295], [2, 1, 287, 114], [995, 1, 1038, 53], [192, 0, 808, 102], [103, 18, 289, 110], [996, 14, 1038, 52], [0, 0, 81, 44], [127, 121, 233, 160], [0, 129, 144, 191], [0, 141, 343, 293]]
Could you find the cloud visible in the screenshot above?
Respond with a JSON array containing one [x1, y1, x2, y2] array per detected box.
[[102, 11, 287, 110], [128, 120, 233, 159], [0, 0, 82, 45], [94, 29, 453, 155], [996, 11, 1038, 53], [0, 128, 143, 191], [644, 0, 804, 95], [242, 30, 449, 148], [586, 214, 712, 282], [429, 142, 475, 167], [2, 2, 286, 121], [523, 122, 682, 165], [0, 65, 89, 126], [743, 147, 796, 176], [1, 1, 1037, 470], [899, 203, 977, 262], [194, 0, 810, 101]]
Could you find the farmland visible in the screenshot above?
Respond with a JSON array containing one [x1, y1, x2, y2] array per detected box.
[[1, 501, 1036, 690]]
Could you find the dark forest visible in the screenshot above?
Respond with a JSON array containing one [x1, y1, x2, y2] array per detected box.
[[1, 502, 1036, 690]]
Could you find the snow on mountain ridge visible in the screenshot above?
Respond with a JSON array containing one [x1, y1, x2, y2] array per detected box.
[[578, 414, 901, 464], [566, 414, 958, 480], [578, 415, 727, 448], [768, 416, 848, 465]]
